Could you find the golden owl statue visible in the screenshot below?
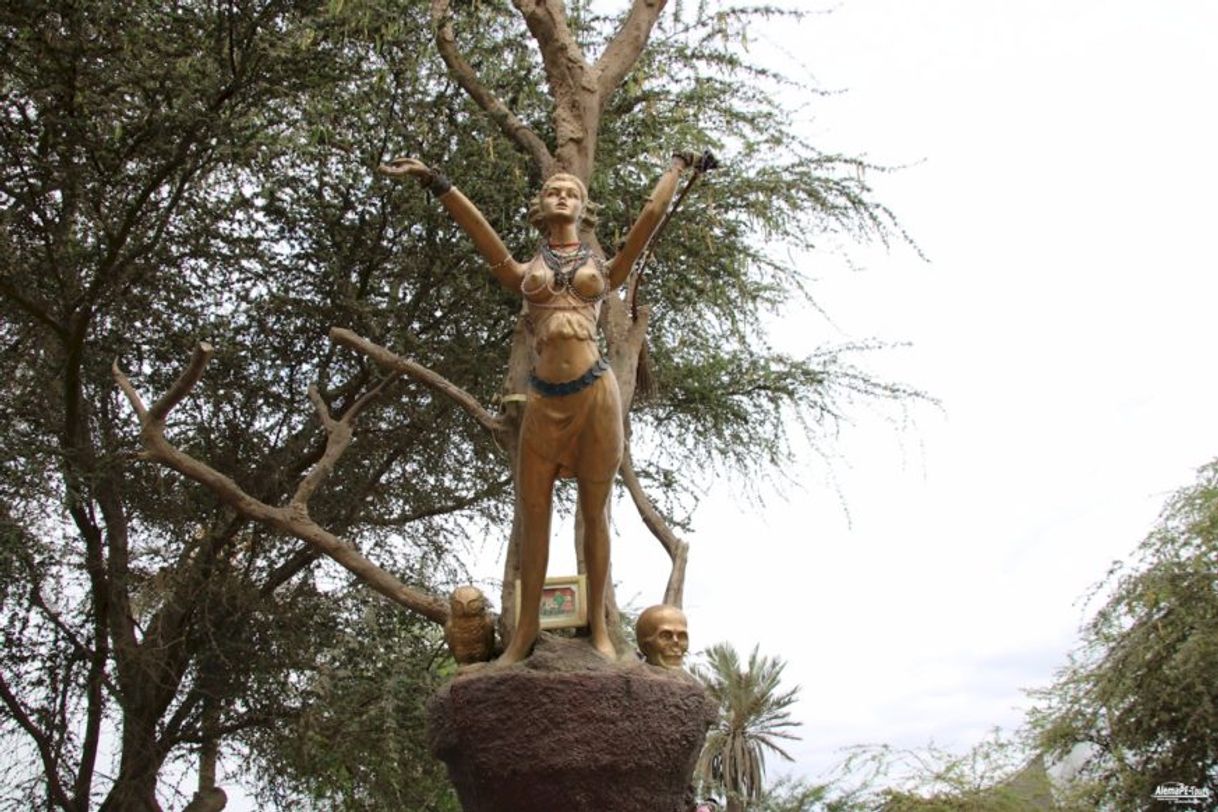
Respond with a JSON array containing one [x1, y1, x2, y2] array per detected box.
[[444, 586, 496, 665]]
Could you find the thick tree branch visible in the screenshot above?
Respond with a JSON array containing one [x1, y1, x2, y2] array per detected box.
[[259, 544, 323, 597], [0, 277, 67, 338], [429, 0, 553, 172], [510, 0, 588, 95], [619, 442, 688, 607], [149, 341, 213, 422], [596, 0, 669, 107], [509, 0, 602, 175], [59, 316, 137, 807], [60, 498, 111, 808], [329, 327, 505, 436], [113, 346, 449, 625], [258, 408, 442, 596]]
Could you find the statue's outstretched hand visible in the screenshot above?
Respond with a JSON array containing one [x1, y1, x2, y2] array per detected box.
[[377, 156, 431, 181], [671, 150, 720, 173], [672, 151, 697, 169]]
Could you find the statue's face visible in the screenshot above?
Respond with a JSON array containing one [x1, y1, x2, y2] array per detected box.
[[539, 177, 584, 224], [639, 607, 689, 668], [451, 586, 486, 617]]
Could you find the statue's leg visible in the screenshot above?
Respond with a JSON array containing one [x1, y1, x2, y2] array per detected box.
[[498, 443, 560, 665], [577, 476, 616, 659]]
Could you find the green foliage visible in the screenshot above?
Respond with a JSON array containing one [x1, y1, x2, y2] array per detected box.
[[581, 4, 922, 501], [694, 643, 802, 810], [1029, 459, 1218, 810], [428, 0, 924, 513], [0, 0, 920, 807], [0, 0, 511, 807], [828, 734, 1073, 812], [753, 775, 858, 812], [243, 589, 459, 811]]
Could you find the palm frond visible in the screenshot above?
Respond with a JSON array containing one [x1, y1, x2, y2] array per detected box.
[[694, 642, 803, 803]]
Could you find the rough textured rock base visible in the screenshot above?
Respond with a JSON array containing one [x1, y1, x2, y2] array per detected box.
[[428, 635, 716, 812]]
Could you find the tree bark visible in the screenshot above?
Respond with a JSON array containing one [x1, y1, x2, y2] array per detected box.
[[99, 712, 165, 812]]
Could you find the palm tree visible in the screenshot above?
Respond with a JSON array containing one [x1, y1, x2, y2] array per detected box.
[[694, 643, 802, 812]]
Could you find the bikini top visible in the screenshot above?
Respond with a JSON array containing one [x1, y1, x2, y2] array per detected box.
[[519, 243, 610, 348], [520, 242, 610, 311]]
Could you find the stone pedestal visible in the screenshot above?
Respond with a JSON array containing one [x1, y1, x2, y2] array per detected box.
[[427, 636, 716, 812]]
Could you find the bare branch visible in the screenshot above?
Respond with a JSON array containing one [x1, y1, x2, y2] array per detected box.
[[112, 360, 150, 423], [306, 384, 336, 431], [596, 0, 669, 107], [292, 373, 400, 509], [430, 0, 554, 172], [113, 348, 450, 625], [662, 541, 688, 608], [510, 0, 589, 92], [0, 277, 67, 338], [150, 341, 214, 422], [329, 327, 505, 435], [619, 442, 688, 607], [292, 411, 349, 509], [260, 544, 322, 596], [278, 519, 449, 623]]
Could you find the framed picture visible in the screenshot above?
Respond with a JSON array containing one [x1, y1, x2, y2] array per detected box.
[[515, 574, 588, 630]]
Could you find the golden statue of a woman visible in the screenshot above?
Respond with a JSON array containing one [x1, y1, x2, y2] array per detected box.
[[378, 155, 692, 663]]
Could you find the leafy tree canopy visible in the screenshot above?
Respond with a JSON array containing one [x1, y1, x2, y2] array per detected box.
[[0, 0, 917, 807], [1030, 459, 1218, 810]]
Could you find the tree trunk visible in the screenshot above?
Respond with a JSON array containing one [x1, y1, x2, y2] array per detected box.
[[182, 695, 228, 811], [99, 713, 165, 812]]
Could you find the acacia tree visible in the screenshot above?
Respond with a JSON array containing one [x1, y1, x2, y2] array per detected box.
[[1030, 460, 1218, 809], [1, 0, 915, 809], [0, 2, 515, 809], [832, 737, 1067, 812], [115, 0, 919, 637]]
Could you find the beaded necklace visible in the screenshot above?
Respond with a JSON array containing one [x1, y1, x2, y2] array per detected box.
[[538, 241, 607, 304]]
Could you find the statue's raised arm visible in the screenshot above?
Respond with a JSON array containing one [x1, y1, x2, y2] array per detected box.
[[378, 157, 525, 291], [605, 152, 694, 289]]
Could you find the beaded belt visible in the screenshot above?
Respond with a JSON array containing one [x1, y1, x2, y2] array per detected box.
[[529, 357, 610, 397]]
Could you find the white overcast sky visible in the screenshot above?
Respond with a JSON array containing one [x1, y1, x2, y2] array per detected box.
[[582, 0, 1218, 784], [225, 0, 1218, 804]]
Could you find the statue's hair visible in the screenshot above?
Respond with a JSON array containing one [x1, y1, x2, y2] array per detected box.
[[528, 172, 599, 233]]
